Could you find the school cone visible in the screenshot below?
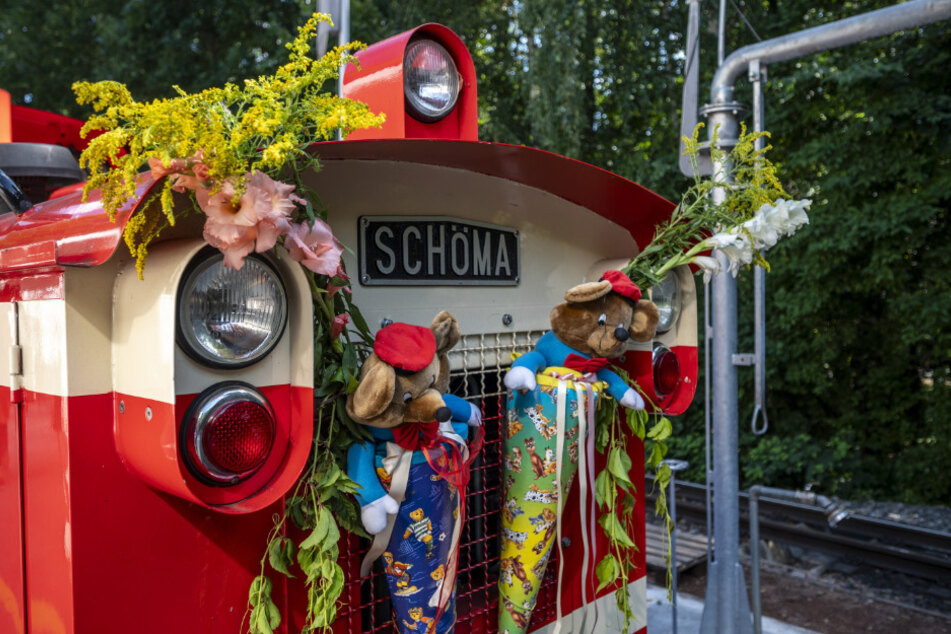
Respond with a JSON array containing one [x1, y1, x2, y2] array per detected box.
[[498, 371, 602, 633]]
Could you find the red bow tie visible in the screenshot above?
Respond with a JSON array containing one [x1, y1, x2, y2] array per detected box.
[[391, 421, 441, 451], [564, 353, 609, 373]]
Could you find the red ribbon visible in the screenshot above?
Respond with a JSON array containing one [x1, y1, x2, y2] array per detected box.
[[391, 421, 441, 451], [421, 423, 485, 624], [564, 353, 610, 373]]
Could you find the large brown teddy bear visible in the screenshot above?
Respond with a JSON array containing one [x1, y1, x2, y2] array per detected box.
[[346, 311, 480, 634], [497, 269, 658, 633], [503, 269, 659, 405]]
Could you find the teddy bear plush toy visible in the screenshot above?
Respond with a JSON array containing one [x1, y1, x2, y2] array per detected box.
[[346, 311, 482, 634], [498, 270, 658, 633]]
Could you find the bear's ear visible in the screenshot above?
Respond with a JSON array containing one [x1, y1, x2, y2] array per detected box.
[[430, 310, 461, 354], [564, 280, 612, 303], [629, 299, 660, 342], [348, 358, 396, 421]]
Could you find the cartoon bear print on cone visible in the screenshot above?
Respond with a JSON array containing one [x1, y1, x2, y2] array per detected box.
[[498, 270, 658, 633], [346, 311, 482, 634]]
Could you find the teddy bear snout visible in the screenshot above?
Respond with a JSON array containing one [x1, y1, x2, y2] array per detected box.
[[404, 388, 449, 422], [614, 325, 630, 342], [435, 406, 452, 423]]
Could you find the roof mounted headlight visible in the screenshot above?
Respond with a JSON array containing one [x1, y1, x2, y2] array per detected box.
[[404, 39, 461, 122], [651, 273, 681, 335], [177, 250, 288, 369]]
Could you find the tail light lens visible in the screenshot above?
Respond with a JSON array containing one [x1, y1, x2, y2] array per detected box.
[[404, 39, 461, 122], [653, 344, 681, 397], [182, 383, 276, 485]]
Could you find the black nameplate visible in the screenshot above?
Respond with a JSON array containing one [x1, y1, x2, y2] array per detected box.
[[359, 216, 520, 286]]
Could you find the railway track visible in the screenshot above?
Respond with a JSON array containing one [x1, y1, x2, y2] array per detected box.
[[645, 476, 951, 583]]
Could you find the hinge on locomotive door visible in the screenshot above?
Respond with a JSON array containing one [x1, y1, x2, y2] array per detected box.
[[9, 300, 22, 403]]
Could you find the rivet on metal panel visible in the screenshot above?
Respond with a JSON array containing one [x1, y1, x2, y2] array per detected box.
[[561, 537, 571, 547], [501, 314, 513, 326], [119, 400, 125, 413], [381, 318, 393, 328], [145, 406, 153, 421], [361, 274, 370, 283]]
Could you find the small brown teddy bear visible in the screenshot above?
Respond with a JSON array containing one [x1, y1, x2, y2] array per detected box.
[[346, 311, 481, 633], [503, 269, 659, 408], [346, 310, 479, 533]]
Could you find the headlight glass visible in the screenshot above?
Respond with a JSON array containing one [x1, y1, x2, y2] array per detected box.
[[178, 252, 287, 368], [404, 39, 460, 122], [651, 273, 681, 334]]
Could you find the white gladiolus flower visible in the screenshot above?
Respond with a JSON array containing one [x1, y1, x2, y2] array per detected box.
[[692, 255, 721, 283], [705, 230, 753, 277], [759, 198, 811, 238], [742, 213, 780, 250]]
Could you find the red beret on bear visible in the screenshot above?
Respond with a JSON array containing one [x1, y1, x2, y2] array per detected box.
[[601, 270, 642, 304], [374, 322, 437, 372]]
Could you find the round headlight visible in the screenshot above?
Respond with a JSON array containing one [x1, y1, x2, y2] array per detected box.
[[651, 273, 681, 334], [177, 251, 288, 368], [404, 39, 461, 122]]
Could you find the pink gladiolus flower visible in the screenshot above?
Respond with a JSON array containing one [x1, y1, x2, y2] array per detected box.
[[244, 171, 298, 252], [196, 179, 258, 227], [285, 219, 344, 277], [202, 219, 256, 270], [148, 157, 188, 179], [331, 313, 350, 339]]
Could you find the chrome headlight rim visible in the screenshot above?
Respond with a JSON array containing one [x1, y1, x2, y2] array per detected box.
[[176, 248, 288, 370], [650, 271, 682, 335], [403, 38, 461, 123]]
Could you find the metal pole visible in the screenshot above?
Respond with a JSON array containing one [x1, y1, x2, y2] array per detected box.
[[750, 60, 769, 437], [664, 459, 690, 634], [750, 487, 762, 634], [710, 0, 951, 105], [337, 0, 350, 99], [718, 0, 728, 65]]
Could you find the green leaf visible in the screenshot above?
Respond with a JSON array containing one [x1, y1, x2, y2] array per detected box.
[[598, 513, 636, 549], [300, 507, 331, 551], [255, 606, 274, 634], [268, 538, 292, 577], [647, 417, 672, 442], [607, 446, 633, 488], [595, 554, 620, 591], [266, 599, 282, 630], [594, 469, 616, 509]]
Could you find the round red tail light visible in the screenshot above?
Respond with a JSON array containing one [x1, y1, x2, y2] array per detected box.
[[182, 383, 276, 485], [653, 345, 681, 397], [203, 401, 274, 473]]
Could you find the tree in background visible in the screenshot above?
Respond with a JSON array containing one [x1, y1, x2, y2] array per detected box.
[[0, 0, 314, 118], [1, 0, 948, 502]]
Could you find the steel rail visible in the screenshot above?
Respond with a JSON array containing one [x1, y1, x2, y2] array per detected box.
[[646, 477, 951, 582]]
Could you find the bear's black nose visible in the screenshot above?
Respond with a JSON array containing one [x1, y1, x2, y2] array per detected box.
[[434, 406, 452, 422], [614, 326, 630, 342]]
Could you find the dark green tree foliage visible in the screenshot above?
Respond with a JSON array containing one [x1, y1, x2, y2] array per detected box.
[[667, 1, 951, 503], [0, 0, 315, 118]]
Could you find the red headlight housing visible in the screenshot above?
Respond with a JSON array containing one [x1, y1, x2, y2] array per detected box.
[[181, 382, 277, 486], [653, 344, 681, 397]]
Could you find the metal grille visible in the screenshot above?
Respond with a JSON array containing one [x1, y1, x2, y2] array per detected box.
[[335, 330, 563, 633]]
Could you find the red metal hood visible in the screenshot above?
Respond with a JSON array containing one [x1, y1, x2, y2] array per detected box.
[[0, 174, 158, 271], [0, 139, 675, 272]]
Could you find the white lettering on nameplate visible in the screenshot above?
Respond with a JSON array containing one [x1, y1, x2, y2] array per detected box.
[[359, 216, 520, 286]]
